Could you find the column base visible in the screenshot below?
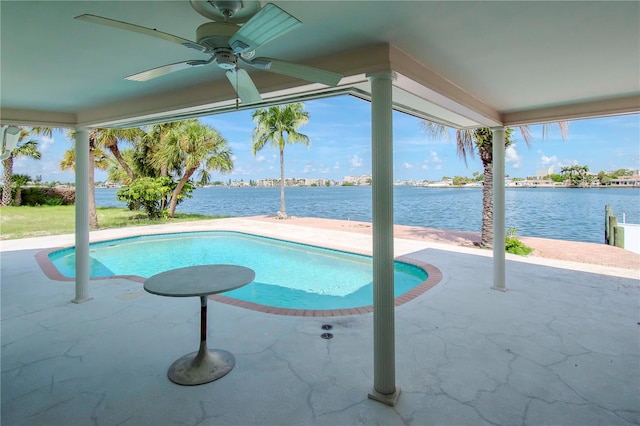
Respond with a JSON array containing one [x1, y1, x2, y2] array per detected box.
[[368, 386, 401, 406], [71, 296, 93, 304], [491, 286, 507, 292]]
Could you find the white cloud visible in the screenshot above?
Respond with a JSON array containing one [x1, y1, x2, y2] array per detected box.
[[230, 166, 250, 175], [231, 155, 238, 161], [540, 155, 558, 166], [350, 155, 362, 168], [303, 164, 313, 173], [39, 136, 55, 153], [256, 155, 265, 162], [420, 150, 442, 171], [403, 162, 413, 169], [505, 144, 521, 168], [557, 159, 579, 168], [334, 161, 340, 169]]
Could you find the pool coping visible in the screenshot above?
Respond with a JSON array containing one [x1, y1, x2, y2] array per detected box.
[[34, 231, 443, 317]]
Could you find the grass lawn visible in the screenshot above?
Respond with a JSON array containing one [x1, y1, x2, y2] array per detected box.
[[0, 206, 220, 240]]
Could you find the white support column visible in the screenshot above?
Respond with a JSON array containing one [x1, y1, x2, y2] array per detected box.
[[491, 127, 506, 292], [366, 71, 400, 406], [73, 128, 92, 303]]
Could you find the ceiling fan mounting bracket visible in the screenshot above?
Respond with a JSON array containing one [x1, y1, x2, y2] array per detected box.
[[190, 0, 261, 23]]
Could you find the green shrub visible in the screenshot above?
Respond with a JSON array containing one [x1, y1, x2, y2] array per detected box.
[[19, 187, 74, 206], [117, 177, 174, 219], [505, 227, 533, 256], [44, 197, 63, 206], [21, 187, 47, 206]]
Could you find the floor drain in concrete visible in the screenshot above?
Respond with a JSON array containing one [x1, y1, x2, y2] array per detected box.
[[321, 324, 333, 330], [321, 333, 334, 339]]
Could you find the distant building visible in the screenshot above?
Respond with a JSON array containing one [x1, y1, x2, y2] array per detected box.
[[609, 176, 640, 187], [508, 179, 559, 188], [535, 167, 554, 178], [425, 179, 452, 187], [342, 175, 372, 185]]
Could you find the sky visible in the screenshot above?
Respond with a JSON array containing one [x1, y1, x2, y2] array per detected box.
[[11, 95, 640, 183]]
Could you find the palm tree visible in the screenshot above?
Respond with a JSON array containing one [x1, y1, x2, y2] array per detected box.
[[64, 129, 114, 229], [2, 128, 41, 206], [91, 128, 143, 184], [11, 173, 32, 206], [561, 164, 591, 187], [141, 122, 184, 178], [423, 122, 569, 248], [251, 103, 310, 218], [153, 120, 233, 217], [60, 144, 110, 172], [138, 122, 187, 211], [106, 149, 136, 184]]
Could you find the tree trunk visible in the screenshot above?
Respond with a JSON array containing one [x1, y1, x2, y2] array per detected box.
[[88, 141, 99, 230], [14, 188, 22, 206], [109, 145, 135, 182], [279, 148, 286, 218], [2, 157, 13, 206], [160, 165, 168, 211], [479, 159, 494, 248], [168, 168, 196, 217]]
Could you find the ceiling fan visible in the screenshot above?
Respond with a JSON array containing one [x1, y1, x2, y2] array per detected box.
[[75, 1, 343, 104]]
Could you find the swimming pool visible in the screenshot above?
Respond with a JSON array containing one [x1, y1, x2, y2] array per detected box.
[[46, 231, 434, 312]]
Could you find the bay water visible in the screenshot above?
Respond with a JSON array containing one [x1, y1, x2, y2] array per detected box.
[[95, 186, 639, 244]]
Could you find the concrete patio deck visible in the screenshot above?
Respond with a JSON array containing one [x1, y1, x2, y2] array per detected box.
[[1, 218, 639, 425]]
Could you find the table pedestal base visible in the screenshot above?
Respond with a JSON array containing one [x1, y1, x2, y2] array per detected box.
[[168, 341, 236, 386]]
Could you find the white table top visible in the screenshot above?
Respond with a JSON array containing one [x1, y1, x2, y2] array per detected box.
[[144, 264, 255, 298]]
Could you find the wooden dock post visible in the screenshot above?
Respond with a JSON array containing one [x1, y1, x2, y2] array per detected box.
[[614, 225, 625, 249], [609, 216, 618, 247], [605, 205, 611, 244]]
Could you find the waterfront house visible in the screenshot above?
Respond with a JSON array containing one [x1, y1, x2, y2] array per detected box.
[[610, 176, 640, 187]]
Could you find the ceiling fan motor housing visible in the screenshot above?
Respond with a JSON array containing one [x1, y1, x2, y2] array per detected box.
[[196, 22, 240, 69], [196, 22, 238, 50]]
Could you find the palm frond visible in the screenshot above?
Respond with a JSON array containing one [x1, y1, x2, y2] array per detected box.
[[518, 125, 533, 147], [456, 129, 475, 166], [420, 120, 451, 142]]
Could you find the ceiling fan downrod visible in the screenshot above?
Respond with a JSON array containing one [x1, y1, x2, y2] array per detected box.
[[209, 0, 243, 22]]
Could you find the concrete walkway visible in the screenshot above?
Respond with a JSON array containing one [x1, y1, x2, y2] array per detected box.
[[249, 216, 640, 271], [1, 218, 639, 425]]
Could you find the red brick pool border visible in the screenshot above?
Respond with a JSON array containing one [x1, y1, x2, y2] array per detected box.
[[210, 256, 442, 316], [36, 243, 442, 317]]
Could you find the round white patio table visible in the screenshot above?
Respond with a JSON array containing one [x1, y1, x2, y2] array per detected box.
[[144, 264, 255, 386]]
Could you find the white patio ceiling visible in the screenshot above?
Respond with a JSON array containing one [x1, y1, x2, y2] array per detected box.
[[1, 1, 638, 129]]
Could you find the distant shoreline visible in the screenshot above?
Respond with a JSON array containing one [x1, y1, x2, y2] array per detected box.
[[91, 186, 640, 245], [93, 184, 640, 189]]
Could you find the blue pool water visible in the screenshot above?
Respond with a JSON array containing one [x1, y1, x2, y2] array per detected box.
[[48, 231, 428, 310]]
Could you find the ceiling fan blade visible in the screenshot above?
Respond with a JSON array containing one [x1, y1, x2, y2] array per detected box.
[[228, 3, 302, 54], [226, 69, 262, 104], [75, 14, 207, 52], [250, 57, 342, 87], [126, 61, 204, 82]]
